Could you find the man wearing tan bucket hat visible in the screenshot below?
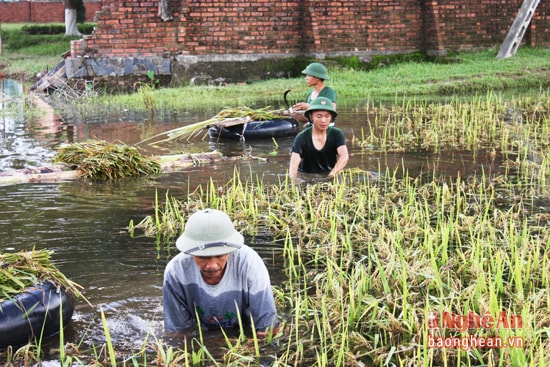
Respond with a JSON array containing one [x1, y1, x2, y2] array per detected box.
[[163, 208, 279, 337]]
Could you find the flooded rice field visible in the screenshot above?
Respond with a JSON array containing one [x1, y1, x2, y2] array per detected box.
[[1, 78, 541, 364]]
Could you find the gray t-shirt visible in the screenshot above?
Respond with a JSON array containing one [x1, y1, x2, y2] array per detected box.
[[163, 244, 279, 333]]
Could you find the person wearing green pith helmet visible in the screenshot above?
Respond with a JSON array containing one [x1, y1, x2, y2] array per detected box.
[[163, 208, 280, 338], [292, 62, 337, 124], [289, 96, 348, 180]]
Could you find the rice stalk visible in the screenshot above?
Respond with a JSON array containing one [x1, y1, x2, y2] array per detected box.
[[0, 248, 86, 303], [127, 152, 550, 365]]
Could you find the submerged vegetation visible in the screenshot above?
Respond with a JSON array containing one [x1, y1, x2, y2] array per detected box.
[[2, 87, 548, 367], [132, 169, 549, 366], [355, 92, 550, 158], [124, 93, 550, 366]]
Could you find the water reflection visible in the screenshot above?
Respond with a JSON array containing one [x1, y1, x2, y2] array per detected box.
[[1, 79, 55, 171], [0, 79, 505, 359]]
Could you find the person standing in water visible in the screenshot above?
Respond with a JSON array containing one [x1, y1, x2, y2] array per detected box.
[[289, 96, 348, 179], [163, 208, 280, 338], [292, 62, 337, 124]]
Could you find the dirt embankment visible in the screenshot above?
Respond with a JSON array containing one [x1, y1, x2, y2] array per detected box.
[[0, 62, 36, 84]]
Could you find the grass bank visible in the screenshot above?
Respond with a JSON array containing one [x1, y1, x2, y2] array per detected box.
[[69, 47, 550, 114], [2, 23, 550, 109]]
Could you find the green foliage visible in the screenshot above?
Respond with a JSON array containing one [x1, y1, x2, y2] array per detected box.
[[328, 52, 460, 72], [135, 160, 550, 365], [75, 0, 87, 24], [3, 29, 64, 51], [22, 24, 67, 35], [1, 23, 95, 56], [21, 23, 95, 36], [328, 55, 363, 70]]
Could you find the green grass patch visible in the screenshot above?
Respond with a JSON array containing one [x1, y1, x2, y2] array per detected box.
[[0, 23, 94, 76], [57, 47, 550, 116]]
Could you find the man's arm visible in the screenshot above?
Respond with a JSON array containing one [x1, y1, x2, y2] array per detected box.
[[289, 152, 302, 179], [243, 249, 280, 335], [328, 144, 349, 177], [163, 270, 195, 333]]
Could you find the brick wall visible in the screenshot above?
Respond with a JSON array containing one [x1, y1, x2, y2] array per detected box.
[[422, 0, 546, 52], [79, 0, 549, 58], [3, 1, 549, 57], [0, 1, 101, 23]]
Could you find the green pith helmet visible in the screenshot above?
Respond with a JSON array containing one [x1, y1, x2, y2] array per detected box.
[[305, 97, 338, 120], [176, 208, 244, 256], [301, 62, 330, 80]]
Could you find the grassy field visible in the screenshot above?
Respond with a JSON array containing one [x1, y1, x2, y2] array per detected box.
[[0, 23, 83, 79]]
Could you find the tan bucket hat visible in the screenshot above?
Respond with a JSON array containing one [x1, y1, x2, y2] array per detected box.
[[176, 208, 244, 256]]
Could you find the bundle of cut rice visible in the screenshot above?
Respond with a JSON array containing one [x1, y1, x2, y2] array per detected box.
[[0, 249, 86, 303], [139, 106, 288, 145]]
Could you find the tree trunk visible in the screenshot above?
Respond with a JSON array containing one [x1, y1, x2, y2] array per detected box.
[[64, 0, 82, 36]]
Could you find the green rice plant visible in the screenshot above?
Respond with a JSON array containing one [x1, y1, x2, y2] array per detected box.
[[354, 93, 550, 163], [132, 189, 189, 244], [55, 301, 87, 367], [11, 342, 41, 366], [137, 328, 198, 366], [149, 338, 177, 367], [137, 82, 156, 117], [127, 152, 550, 366], [369, 240, 391, 295], [99, 307, 118, 367]]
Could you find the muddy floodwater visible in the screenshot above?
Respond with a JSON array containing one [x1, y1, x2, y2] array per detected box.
[[0, 79, 501, 358]]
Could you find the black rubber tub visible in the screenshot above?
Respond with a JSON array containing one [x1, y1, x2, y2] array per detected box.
[[0, 281, 75, 348], [208, 118, 300, 140]]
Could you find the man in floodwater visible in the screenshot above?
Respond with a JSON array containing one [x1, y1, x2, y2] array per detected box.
[[291, 62, 337, 124], [289, 96, 349, 179], [162, 208, 279, 337]]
